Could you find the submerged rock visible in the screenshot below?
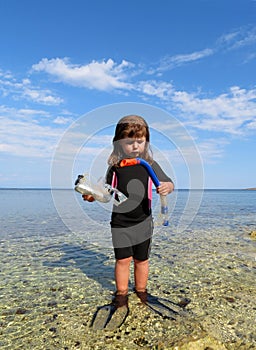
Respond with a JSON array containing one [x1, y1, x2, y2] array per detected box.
[[175, 335, 227, 349], [249, 230, 256, 239], [15, 308, 28, 315]]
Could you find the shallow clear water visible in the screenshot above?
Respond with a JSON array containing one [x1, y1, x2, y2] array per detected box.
[[0, 189, 255, 349]]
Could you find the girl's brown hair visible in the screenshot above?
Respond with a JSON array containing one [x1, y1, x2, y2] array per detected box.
[[108, 115, 153, 166]]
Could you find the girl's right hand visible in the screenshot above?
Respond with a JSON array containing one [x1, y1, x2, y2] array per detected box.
[[82, 194, 95, 202]]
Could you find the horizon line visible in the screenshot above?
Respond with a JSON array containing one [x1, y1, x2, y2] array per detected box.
[[0, 187, 255, 191]]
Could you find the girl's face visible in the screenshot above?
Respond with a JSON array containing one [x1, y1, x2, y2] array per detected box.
[[119, 136, 146, 158]]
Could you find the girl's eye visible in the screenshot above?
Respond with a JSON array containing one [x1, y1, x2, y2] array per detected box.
[[123, 138, 145, 145]]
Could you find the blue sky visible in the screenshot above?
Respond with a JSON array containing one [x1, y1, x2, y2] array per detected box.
[[0, 0, 256, 189]]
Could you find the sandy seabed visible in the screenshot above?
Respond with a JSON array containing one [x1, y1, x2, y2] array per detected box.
[[0, 223, 255, 350]]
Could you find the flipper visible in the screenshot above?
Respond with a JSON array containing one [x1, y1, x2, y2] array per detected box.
[[91, 304, 114, 330], [91, 293, 129, 330], [104, 305, 129, 331], [135, 290, 190, 320]]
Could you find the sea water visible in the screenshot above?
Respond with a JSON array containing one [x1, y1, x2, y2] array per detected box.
[[0, 189, 255, 349]]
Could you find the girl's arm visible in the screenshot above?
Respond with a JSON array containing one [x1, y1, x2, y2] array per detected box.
[[152, 161, 174, 195], [157, 181, 174, 196]]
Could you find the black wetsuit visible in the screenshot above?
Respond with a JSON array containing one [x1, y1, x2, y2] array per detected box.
[[106, 161, 173, 260]]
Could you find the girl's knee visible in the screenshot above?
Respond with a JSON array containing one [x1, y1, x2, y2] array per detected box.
[[116, 256, 132, 266], [134, 258, 148, 266]]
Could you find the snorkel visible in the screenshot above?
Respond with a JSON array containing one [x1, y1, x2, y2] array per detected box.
[[75, 158, 170, 226], [119, 158, 169, 226]]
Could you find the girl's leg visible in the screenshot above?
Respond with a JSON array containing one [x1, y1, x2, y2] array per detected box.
[[115, 256, 132, 294], [134, 259, 149, 292]]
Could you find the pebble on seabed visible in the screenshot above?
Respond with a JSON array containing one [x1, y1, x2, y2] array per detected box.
[[249, 230, 256, 238]]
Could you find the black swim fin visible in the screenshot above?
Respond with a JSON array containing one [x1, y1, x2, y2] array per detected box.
[[91, 293, 129, 330], [91, 304, 114, 330], [104, 304, 129, 331], [135, 290, 190, 320], [91, 304, 129, 330]]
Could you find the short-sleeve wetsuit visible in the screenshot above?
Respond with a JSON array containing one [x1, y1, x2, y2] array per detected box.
[[106, 161, 173, 260]]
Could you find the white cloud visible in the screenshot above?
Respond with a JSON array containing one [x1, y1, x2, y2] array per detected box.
[[197, 138, 228, 163], [32, 57, 134, 91], [171, 86, 256, 134], [216, 25, 256, 52], [0, 73, 63, 105], [0, 104, 113, 162], [216, 30, 241, 47], [152, 26, 256, 74], [247, 120, 256, 129], [22, 87, 63, 105], [0, 106, 63, 158], [0, 69, 13, 79], [53, 116, 73, 125], [157, 48, 214, 71], [137, 80, 174, 99], [229, 27, 256, 50], [134, 81, 256, 135]]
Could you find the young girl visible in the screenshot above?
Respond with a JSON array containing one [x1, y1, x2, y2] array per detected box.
[[83, 115, 174, 309]]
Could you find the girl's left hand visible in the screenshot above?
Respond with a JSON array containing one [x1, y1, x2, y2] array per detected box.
[[82, 194, 95, 202], [157, 182, 174, 196]]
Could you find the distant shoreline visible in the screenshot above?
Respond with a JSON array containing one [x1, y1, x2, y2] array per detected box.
[[1, 187, 256, 191]]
